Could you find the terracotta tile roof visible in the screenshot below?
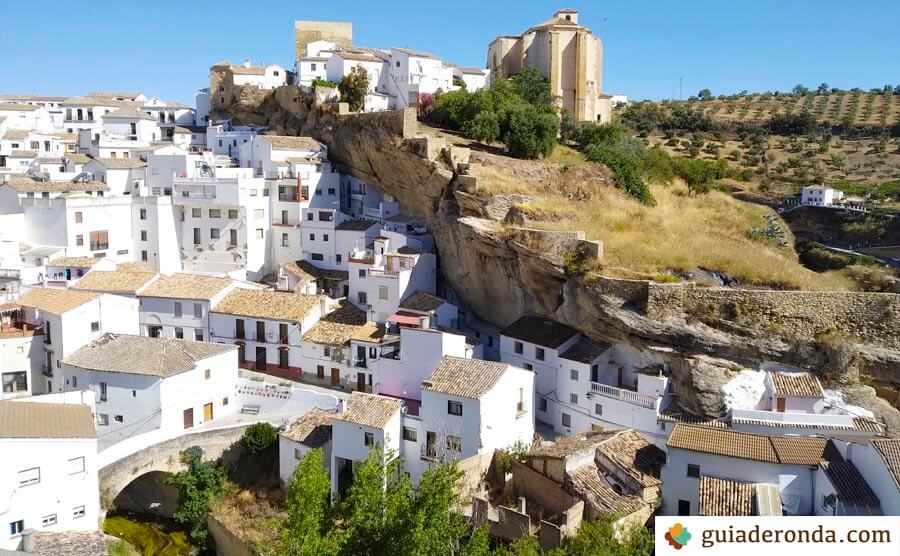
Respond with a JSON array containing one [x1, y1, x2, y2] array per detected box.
[[31, 531, 108, 556], [658, 406, 728, 428], [88, 91, 142, 99], [63, 333, 235, 377], [698, 476, 756, 516], [399, 291, 446, 313], [421, 356, 508, 400], [9, 150, 37, 158], [529, 431, 612, 459], [103, 107, 155, 121], [302, 303, 367, 345], [5, 177, 108, 193], [62, 96, 142, 108], [351, 323, 397, 344], [336, 51, 384, 63], [18, 287, 98, 315], [336, 219, 378, 232], [770, 372, 822, 398], [871, 439, 900, 489], [54, 132, 78, 142], [596, 429, 665, 487], [560, 337, 609, 364], [138, 273, 232, 300], [2, 129, 29, 140], [393, 47, 438, 60], [212, 289, 321, 321], [0, 102, 41, 112], [281, 407, 334, 447], [65, 153, 91, 164], [820, 460, 879, 507], [257, 135, 323, 151], [566, 463, 647, 516], [71, 269, 158, 294], [730, 415, 884, 434], [501, 315, 579, 348], [231, 66, 267, 75], [34, 157, 64, 164], [457, 67, 486, 75], [0, 401, 96, 439], [668, 424, 840, 466], [281, 260, 317, 282], [93, 157, 147, 169], [336, 392, 402, 428], [47, 256, 100, 268]]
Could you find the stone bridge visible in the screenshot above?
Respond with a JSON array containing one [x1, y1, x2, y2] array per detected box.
[[98, 423, 255, 508]]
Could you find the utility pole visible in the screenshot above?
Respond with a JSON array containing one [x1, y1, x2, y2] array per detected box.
[[679, 77, 683, 100]]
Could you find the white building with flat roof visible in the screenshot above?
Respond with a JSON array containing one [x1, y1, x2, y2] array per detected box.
[[0, 401, 100, 551]]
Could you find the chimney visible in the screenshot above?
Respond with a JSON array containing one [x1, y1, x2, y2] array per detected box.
[[243, 58, 252, 68], [518, 497, 527, 514], [420, 315, 430, 330]]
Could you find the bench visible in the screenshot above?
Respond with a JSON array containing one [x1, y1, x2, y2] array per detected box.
[[240, 405, 261, 415]]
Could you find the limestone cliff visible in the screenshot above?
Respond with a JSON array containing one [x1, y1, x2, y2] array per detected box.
[[216, 89, 900, 429]]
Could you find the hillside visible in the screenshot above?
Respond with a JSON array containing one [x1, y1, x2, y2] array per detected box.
[[618, 90, 900, 207]]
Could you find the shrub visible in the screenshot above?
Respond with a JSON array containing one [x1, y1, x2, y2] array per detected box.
[[241, 422, 278, 456], [585, 144, 656, 205], [311, 78, 339, 89], [502, 104, 558, 159], [338, 66, 370, 112]]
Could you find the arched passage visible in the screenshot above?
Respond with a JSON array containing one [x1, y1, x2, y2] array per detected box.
[[113, 470, 180, 518]]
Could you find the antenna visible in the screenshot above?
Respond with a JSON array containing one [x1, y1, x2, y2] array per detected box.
[[679, 77, 683, 100]]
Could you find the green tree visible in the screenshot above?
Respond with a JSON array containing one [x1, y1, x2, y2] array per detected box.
[[585, 144, 655, 206], [463, 110, 501, 144], [698, 88, 712, 101], [562, 517, 653, 556], [165, 447, 225, 548], [281, 449, 340, 555], [338, 65, 370, 112], [241, 422, 278, 456], [512, 67, 553, 107], [502, 104, 558, 159], [817, 82, 830, 94]]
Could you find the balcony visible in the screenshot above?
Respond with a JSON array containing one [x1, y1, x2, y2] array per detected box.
[[589, 382, 658, 409], [730, 408, 856, 428], [367, 269, 399, 279], [421, 443, 440, 462], [41, 364, 52, 378], [348, 249, 375, 265]]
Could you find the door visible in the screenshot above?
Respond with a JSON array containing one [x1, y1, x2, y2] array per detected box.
[[255, 346, 266, 371], [330, 368, 340, 386], [193, 228, 201, 245], [203, 402, 213, 421], [357, 372, 366, 392], [776, 397, 786, 413], [230, 229, 238, 247], [617, 367, 624, 387], [425, 431, 437, 458], [356, 346, 366, 368], [677, 500, 691, 516], [236, 342, 245, 363], [183, 408, 194, 429], [235, 319, 244, 340]]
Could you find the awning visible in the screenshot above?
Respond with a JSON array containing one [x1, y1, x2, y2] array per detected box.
[[388, 310, 422, 326]]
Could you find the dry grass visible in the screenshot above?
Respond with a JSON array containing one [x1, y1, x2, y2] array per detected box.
[[212, 483, 286, 552], [477, 159, 854, 290]]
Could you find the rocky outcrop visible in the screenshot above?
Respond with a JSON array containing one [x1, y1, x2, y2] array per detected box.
[[219, 91, 900, 428]]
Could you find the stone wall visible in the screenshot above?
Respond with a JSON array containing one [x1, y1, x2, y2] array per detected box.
[[647, 283, 900, 346], [294, 21, 352, 62], [208, 514, 258, 556]]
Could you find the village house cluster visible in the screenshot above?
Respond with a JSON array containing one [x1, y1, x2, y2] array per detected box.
[[0, 7, 896, 553]]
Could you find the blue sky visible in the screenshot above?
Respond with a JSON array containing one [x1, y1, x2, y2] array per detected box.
[[3, 1, 898, 104]]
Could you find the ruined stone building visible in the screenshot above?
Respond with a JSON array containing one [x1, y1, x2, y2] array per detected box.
[[487, 9, 611, 122]]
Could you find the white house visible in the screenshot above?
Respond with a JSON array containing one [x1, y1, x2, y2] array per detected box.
[[396, 291, 458, 330], [230, 62, 288, 90], [0, 401, 100, 551], [60, 333, 239, 449], [661, 424, 884, 517], [801, 186, 843, 206], [210, 288, 329, 380], [0, 306, 44, 400], [136, 272, 236, 341], [0, 103, 54, 133], [17, 287, 138, 395], [453, 67, 489, 91], [841, 438, 900, 516], [325, 51, 387, 98], [384, 48, 454, 109], [279, 407, 335, 486]]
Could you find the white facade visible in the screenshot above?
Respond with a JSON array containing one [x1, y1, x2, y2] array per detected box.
[[801, 186, 843, 206]]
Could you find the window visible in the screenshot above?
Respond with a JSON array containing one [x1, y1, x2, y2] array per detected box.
[[677, 500, 690, 516], [9, 520, 24, 536], [687, 464, 700, 478], [192, 208, 201, 218], [358, 292, 367, 304], [222, 397, 229, 406], [41, 514, 57, 528], [447, 400, 463, 416], [140, 229, 148, 241], [538, 397, 547, 412], [561, 413, 571, 427], [174, 327, 184, 339], [535, 347, 545, 361], [210, 228, 220, 239], [195, 329, 204, 342], [570, 393, 578, 404], [255, 229, 264, 239], [114, 415, 124, 422], [594, 403, 603, 415], [309, 233, 316, 241], [139, 208, 147, 220], [98, 413, 109, 426], [281, 233, 289, 247], [141, 250, 148, 262], [307, 212, 313, 221], [72, 506, 85, 519], [90, 321, 99, 332], [74, 211, 83, 223], [378, 286, 388, 300], [327, 188, 335, 196], [99, 382, 107, 402], [294, 448, 304, 460], [75, 234, 83, 246], [209, 209, 221, 218], [317, 365, 324, 379], [72, 376, 78, 388], [402, 427, 417, 442], [311, 252, 323, 261], [174, 302, 182, 317], [228, 209, 238, 219], [523, 363, 533, 371], [2, 371, 27, 394], [194, 303, 202, 318], [254, 209, 264, 219], [89, 230, 108, 251], [17, 467, 40, 486], [570, 369, 579, 380], [336, 254, 342, 264], [279, 348, 289, 369], [204, 369, 211, 380], [358, 269, 366, 278], [446, 435, 462, 452], [514, 341, 523, 354], [364, 432, 375, 447]]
